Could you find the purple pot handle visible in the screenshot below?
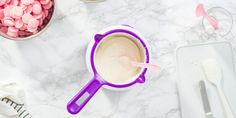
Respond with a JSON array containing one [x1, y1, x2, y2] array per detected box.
[[67, 77, 103, 114]]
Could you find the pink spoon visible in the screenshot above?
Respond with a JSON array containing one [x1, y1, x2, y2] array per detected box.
[[131, 61, 160, 71], [196, 4, 218, 30], [119, 56, 160, 71]]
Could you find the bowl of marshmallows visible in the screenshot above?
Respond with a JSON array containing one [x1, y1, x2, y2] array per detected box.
[[0, 0, 55, 40]]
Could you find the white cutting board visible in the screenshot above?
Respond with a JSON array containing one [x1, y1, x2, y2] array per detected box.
[[176, 41, 236, 118]]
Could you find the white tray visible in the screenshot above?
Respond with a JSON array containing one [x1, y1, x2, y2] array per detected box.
[[176, 41, 236, 118]]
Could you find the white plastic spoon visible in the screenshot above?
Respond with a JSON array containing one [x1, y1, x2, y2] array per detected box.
[[201, 59, 235, 118]]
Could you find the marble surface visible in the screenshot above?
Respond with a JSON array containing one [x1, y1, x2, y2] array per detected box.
[[0, 0, 236, 118]]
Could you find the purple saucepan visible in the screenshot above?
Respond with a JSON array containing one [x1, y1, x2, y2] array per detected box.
[[67, 25, 150, 115]]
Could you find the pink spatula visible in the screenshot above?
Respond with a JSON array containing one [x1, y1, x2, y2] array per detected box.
[[196, 4, 219, 30], [119, 56, 160, 71], [131, 61, 160, 71]]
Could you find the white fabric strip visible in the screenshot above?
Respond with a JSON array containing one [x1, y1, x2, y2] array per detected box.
[[0, 82, 31, 118], [1, 98, 32, 118]]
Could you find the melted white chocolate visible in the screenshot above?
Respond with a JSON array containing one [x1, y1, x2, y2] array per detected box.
[[95, 34, 144, 84]]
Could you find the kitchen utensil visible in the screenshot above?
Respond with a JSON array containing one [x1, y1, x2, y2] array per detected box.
[[118, 56, 159, 71], [201, 59, 235, 118], [199, 80, 214, 118], [176, 41, 236, 118], [196, 4, 218, 30], [202, 7, 233, 38], [67, 25, 150, 115], [131, 61, 160, 71]]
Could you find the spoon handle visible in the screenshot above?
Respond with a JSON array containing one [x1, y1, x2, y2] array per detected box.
[[205, 15, 218, 30], [217, 85, 235, 118], [131, 62, 160, 71]]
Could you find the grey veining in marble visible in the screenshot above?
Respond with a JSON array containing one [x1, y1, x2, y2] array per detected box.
[[0, 0, 236, 118]]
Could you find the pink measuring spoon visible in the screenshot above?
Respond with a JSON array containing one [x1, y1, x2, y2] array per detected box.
[[196, 4, 218, 30]]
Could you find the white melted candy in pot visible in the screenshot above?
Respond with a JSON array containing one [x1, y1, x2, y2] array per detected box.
[[94, 34, 145, 84]]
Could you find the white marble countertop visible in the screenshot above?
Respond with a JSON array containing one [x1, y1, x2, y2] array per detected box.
[[0, 0, 236, 118]]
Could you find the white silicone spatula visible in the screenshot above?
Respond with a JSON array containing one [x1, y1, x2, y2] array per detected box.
[[201, 59, 235, 118]]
